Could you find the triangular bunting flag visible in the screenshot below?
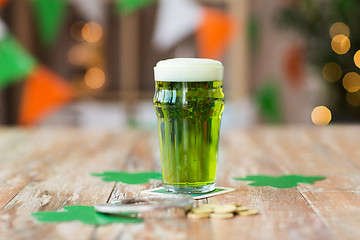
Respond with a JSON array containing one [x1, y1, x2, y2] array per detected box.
[[0, 0, 9, 9], [153, 0, 203, 51], [19, 66, 73, 125], [283, 44, 305, 88], [31, 0, 67, 47], [255, 79, 283, 124], [115, 0, 157, 15], [196, 8, 237, 60], [71, 0, 105, 23], [0, 33, 37, 88]]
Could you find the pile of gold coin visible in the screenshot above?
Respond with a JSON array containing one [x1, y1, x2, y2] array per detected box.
[[187, 203, 258, 219]]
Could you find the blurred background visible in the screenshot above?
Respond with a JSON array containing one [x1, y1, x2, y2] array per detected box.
[[0, 0, 359, 130]]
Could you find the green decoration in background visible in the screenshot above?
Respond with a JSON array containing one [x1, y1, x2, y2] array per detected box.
[[0, 34, 37, 88], [233, 175, 326, 189], [255, 79, 283, 124], [246, 14, 261, 52], [91, 171, 162, 184], [31, 205, 142, 225], [31, 0, 67, 47], [115, 0, 157, 14]]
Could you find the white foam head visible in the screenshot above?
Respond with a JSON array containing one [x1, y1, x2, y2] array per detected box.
[[154, 58, 223, 82]]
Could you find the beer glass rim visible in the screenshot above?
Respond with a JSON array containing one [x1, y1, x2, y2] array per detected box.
[[154, 58, 224, 82]]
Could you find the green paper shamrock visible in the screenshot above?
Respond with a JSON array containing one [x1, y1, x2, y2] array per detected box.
[[91, 171, 162, 184], [31, 205, 142, 225], [233, 175, 325, 189]]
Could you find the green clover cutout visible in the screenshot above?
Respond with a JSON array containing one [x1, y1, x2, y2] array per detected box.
[[91, 171, 162, 184], [31, 205, 142, 225], [233, 175, 325, 189]]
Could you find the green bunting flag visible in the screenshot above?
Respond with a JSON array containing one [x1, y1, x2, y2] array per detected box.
[[0, 34, 37, 88], [255, 79, 283, 124], [31, 0, 67, 47], [115, 0, 157, 14]]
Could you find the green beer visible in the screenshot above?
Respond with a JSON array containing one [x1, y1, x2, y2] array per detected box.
[[153, 58, 224, 193]]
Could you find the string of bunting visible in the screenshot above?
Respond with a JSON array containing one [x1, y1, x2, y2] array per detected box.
[[0, 0, 238, 125], [0, 18, 73, 125], [153, 0, 237, 60]]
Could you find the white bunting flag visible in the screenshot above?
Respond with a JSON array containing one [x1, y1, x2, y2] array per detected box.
[[71, 0, 105, 23], [0, 18, 7, 40], [153, 0, 203, 51]]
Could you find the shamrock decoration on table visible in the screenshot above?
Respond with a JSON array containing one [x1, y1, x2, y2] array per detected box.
[[233, 175, 325, 189], [91, 171, 162, 184], [31, 205, 142, 225]]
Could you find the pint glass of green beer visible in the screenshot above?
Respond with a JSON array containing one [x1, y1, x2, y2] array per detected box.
[[153, 58, 224, 193]]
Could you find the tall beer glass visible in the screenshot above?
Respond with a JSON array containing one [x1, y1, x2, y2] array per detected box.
[[153, 58, 224, 193]]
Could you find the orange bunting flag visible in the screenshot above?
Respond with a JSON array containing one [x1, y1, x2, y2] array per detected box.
[[19, 66, 73, 125], [196, 8, 237, 60], [283, 44, 305, 88], [0, 0, 9, 9]]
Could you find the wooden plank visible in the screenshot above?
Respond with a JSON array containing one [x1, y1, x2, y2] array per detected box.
[[311, 126, 360, 169], [0, 128, 30, 153], [1, 127, 360, 239], [93, 132, 214, 239], [94, 129, 335, 239], [0, 129, 141, 239], [207, 130, 335, 240], [92, 132, 163, 239], [301, 127, 360, 240], [0, 129, 78, 209], [245, 127, 360, 240]]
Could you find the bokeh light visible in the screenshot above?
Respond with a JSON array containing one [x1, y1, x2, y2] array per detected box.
[[346, 91, 360, 106], [331, 34, 350, 55], [84, 67, 105, 89], [70, 21, 86, 41], [342, 72, 360, 92], [82, 22, 103, 43], [329, 22, 350, 38], [322, 62, 342, 82], [354, 50, 360, 69], [67, 45, 89, 66], [311, 106, 332, 126]]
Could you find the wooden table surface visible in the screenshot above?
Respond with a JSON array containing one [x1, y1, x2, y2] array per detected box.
[[1, 126, 360, 240]]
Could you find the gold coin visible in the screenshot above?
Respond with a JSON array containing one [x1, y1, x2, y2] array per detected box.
[[214, 204, 237, 214], [187, 213, 210, 219], [236, 206, 248, 213], [192, 208, 214, 214], [210, 213, 234, 219], [239, 210, 259, 216]]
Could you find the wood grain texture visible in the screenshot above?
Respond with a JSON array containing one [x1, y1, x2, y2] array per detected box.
[[0, 128, 141, 239], [0, 126, 360, 240]]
